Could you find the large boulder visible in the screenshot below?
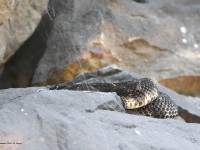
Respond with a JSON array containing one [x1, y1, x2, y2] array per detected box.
[[32, 0, 200, 94], [0, 0, 48, 74], [0, 84, 200, 149]]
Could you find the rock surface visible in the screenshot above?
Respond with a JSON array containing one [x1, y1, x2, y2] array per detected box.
[[160, 76, 200, 97], [0, 0, 13, 25], [0, 0, 48, 75], [52, 65, 200, 123], [32, 0, 200, 88], [1, 85, 200, 150]]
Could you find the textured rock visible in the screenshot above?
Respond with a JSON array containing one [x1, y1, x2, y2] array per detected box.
[[0, 86, 200, 150], [0, 0, 48, 75], [0, 7, 54, 89], [32, 0, 200, 87], [0, 0, 13, 25], [52, 65, 200, 123], [160, 76, 200, 97]]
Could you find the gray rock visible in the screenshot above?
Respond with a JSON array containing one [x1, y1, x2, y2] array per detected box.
[[0, 0, 48, 74], [32, 0, 200, 86], [1, 87, 200, 150]]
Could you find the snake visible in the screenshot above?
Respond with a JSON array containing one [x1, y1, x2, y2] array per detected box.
[[50, 78, 178, 118]]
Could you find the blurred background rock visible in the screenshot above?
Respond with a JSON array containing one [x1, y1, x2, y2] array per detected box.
[[0, 0, 200, 98]]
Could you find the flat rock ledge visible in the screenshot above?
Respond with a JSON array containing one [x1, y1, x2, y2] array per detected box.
[[0, 87, 200, 150]]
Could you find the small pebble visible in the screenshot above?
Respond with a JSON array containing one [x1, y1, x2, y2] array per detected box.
[[193, 44, 199, 49], [182, 38, 187, 43], [180, 26, 187, 34]]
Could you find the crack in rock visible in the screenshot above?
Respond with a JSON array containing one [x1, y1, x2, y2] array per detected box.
[[85, 100, 125, 113]]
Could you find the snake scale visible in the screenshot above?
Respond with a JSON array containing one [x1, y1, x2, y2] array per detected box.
[[50, 78, 178, 118]]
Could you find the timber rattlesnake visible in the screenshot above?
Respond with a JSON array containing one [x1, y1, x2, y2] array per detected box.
[[50, 78, 178, 118]]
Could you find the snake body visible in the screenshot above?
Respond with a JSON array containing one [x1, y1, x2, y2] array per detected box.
[[51, 78, 178, 118]]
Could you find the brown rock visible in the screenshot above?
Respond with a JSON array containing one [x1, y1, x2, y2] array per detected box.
[[34, 49, 119, 86], [160, 76, 200, 97], [0, 0, 13, 25]]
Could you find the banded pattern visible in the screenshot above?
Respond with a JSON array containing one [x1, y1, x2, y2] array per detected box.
[[134, 92, 178, 118], [50, 78, 178, 118]]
